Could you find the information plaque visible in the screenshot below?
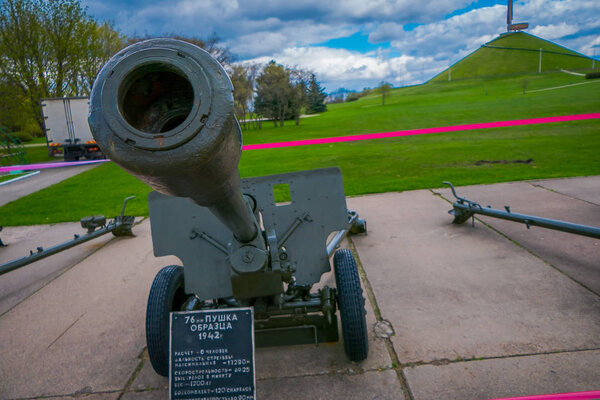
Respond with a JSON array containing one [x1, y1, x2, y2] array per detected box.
[[170, 308, 255, 400]]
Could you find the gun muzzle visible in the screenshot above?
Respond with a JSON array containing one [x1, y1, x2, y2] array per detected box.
[[88, 38, 257, 242]]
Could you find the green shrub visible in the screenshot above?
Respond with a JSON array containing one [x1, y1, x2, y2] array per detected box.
[[12, 131, 33, 142], [585, 71, 600, 79], [346, 92, 361, 102]]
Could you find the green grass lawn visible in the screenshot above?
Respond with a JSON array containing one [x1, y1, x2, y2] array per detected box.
[[21, 146, 56, 164], [242, 72, 599, 145], [0, 172, 29, 183], [0, 71, 598, 226], [29, 136, 48, 145], [430, 32, 596, 82], [1, 143, 56, 165]]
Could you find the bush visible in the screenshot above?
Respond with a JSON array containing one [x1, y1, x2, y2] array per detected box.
[[585, 71, 600, 79], [11, 131, 33, 142], [22, 121, 43, 137], [346, 92, 361, 102]]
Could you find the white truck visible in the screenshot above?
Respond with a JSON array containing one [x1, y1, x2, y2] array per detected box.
[[41, 97, 104, 161]]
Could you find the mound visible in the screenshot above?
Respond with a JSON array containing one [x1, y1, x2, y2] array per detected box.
[[430, 32, 594, 82]]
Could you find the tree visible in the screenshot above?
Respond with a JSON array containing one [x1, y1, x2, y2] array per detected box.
[[0, 79, 31, 132], [377, 81, 392, 106], [230, 65, 253, 128], [290, 79, 307, 125], [0, 0, 124, 134], [74, 21, 125, 96], [127, 33, 235, 66], [305, 74, 327, 114], [254, 61, 294, 127], [289, 68, 310, 125]]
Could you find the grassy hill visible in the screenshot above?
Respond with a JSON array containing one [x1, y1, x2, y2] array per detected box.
[[1, 70, 598, 225], [431, 32, 596, 82]]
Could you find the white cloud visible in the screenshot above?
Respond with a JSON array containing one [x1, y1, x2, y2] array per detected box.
[[83, 0, 600, 91], [530, 23, 579, 40], [324, 0, 470, 23], [388, 5, 507, 62], [86, 0, 474, 55], [369, 23, 406, 43], [241, 46, 446, 90], [375, 0, 599, 66], [226, 23, 358, 58], [508, 0, 599, 56]]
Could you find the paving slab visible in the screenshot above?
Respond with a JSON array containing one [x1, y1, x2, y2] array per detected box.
[[53, 393, 120, 400], [121, 390, 167, 400], [405, 349, 600, 400], [131, 240, 393, 392], [532, 175, 600, 205], [255, 268, 392, 380], [3, 176, 600, 400], [257, 369, 404, 400], [131, 360, 402, 400], [0, 163, 99, 206], [0, 219, 180, 399], [131, 361, 169, 392], [436, 180, 600, 294], [0, 222, 115, 315], [347, 191, 600, 365]]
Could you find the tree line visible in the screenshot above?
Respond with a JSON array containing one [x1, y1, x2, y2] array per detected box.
[[0, 0, 327, 141], [231, 61, 327, 129]]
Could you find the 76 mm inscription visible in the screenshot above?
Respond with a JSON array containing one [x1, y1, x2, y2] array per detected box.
[[170, 308, 255, 400]]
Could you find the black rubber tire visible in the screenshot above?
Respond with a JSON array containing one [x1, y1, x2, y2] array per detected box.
[[146, 265, 189, 376], [333, 249, 368, 362]]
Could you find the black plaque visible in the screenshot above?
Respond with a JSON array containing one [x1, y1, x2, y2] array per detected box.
[[170, 308, 255, 400]]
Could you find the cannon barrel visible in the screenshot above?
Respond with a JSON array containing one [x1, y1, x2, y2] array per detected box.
[[88, 39, 257, 242]]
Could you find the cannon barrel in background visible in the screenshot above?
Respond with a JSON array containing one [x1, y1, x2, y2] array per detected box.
[[88, 39, 257, 242]]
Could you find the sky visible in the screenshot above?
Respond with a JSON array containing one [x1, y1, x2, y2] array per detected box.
[[81, 0, 600, 92]]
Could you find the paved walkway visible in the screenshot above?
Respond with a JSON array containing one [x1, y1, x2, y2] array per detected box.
[[0, 176, 598, 399]]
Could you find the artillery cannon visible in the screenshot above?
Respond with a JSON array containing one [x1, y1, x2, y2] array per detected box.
[[89, 38, 368, 376]]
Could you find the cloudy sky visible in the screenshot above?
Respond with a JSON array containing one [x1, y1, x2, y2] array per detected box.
[[82, 0, 600, 92]]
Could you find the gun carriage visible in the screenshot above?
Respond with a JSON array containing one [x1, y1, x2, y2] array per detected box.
[[89, 39, 368, 376]]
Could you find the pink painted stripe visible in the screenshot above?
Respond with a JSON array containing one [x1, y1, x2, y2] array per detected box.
[[242, 113, 600, 150], [489, 390, 600, 400], [1, 113, 597, 172], [0, 159, 110, 173]]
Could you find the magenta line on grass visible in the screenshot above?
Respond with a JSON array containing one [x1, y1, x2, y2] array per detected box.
[[0, 159, 110, 173], [488, 390, 600, 400], [242, 113, 600, 150], [1, 113, 598, 173]]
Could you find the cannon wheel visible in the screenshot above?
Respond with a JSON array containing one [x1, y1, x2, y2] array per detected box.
[[146, 265, 189, 376], [333, 249, 368, 362]]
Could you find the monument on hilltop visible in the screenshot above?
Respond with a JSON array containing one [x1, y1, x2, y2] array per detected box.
[[507, 0, 529, 32]]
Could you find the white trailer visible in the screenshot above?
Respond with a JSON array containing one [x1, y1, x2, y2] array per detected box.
[[41, 97, 104, 161]]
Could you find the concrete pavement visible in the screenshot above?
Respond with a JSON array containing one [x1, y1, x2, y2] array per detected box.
[[0, 222, 116, 315], [0, 176, 598, 399]]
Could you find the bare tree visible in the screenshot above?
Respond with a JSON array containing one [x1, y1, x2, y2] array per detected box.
[[230, 65, 253, 129], [289, 68, 310, 125], [127, 33, 235, 66]]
